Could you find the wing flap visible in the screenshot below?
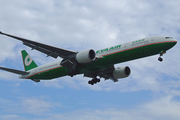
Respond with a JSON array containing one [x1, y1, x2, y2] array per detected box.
[[0, 67, 29, 75]]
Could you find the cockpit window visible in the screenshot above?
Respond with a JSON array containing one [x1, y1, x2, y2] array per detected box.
[[165, 37, 173, 39]]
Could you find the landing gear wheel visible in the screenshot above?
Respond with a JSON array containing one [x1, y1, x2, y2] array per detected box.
[[88, 80, 94, 85], [158, 57, 163, 62], [88, 78, 101, 85]]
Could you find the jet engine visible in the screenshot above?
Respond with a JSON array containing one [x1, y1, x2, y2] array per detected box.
[[113, 66, 131, 79], [76, 49, 96, 64]]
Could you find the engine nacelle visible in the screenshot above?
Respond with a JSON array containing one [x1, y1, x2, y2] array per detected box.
[[113, 66, 131, 79], [76, 49, 96, 64]]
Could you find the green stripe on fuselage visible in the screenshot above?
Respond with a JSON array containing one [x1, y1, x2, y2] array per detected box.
[[28, 41, 176, 80], [92, 41, 176, 66], [28, 66, 68, 80]]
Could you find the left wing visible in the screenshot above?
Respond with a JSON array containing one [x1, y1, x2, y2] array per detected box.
[[0, 31, 97, 76], [0, 31, 77, 59]]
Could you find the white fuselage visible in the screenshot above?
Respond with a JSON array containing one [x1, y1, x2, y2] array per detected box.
[[19, 36, 177, 79]]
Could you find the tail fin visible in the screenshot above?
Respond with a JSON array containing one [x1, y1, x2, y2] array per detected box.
[[21, 50, 38, 71]]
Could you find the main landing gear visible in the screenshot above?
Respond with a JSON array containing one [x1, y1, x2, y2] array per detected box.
[[88, 78, 100, 85], [158, 50, 166, 62]]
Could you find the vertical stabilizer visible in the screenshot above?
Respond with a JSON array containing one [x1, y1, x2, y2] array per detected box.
[[21, 50, 38, 71]]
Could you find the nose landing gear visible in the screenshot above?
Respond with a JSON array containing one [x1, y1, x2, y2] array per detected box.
[[158, 57, 163, 62], [158, 51, 166, 62]]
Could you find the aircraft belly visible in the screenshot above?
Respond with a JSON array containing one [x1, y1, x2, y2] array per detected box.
[[28, 67, 68, 80]]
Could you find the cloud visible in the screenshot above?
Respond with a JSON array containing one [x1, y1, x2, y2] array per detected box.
[[0, 0, 179, 94], [0, 97, 57, 115], [0, 115, 22, 120], [42, 79, 64, 88], [21, 97, 53, 114], [0, 0, 180, 119], [31, 95, 180, 120], [1, 95, 180, 120]]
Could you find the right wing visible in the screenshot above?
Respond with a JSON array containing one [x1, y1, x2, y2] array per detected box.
[[0, 31, 77, 59]]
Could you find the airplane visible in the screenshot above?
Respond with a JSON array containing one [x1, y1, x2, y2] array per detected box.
[[0, 31, 177, 85]]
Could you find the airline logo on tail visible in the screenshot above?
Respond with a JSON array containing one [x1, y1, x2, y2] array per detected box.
[[25, 55, 33, 66], [21, 50, 38, 71]]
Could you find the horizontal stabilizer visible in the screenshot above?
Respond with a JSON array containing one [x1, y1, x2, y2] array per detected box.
[[0, 67, 29, 75]]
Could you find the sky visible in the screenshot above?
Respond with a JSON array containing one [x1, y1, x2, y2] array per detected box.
[[0, 0, 180, 120]]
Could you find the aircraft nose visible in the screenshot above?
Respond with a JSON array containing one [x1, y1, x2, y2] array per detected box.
[[172, 40, 177, 46], [170, 40, 177, 48]]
